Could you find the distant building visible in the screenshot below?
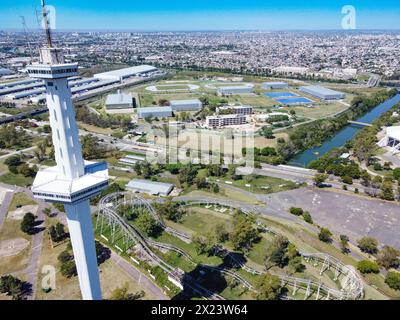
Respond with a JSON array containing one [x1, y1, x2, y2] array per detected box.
[[0, 68, 12, 76], [105, 92, 135, 110], [137, 106, 173, 119], [378, 126, 400, 154], [217, 84, 254, 96], [119, 154, 145, 165], [273, 66, 310, 74], [299, 85, 346, 100], [170, 99, 202, 112], [126, 179, 175, 196], [206, 114, 247, 128], [217, 105, 253, 115], [94, 65, 158, 82], [262, 82, 288, 90]]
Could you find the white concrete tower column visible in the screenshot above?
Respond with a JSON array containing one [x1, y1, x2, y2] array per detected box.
[[64, 201, 102, 300]]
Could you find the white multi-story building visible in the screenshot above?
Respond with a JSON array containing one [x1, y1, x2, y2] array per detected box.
[[206, 114, 247, 128], [217, 105, 253, 115]]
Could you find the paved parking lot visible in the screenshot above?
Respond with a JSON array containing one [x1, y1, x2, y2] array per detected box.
[[264, 188, 400, 249]]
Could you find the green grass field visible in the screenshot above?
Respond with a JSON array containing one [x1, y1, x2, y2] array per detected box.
[[0, 173, 34, 187]]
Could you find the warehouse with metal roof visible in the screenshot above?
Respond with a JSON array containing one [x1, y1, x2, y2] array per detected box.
[[137, 106, 173, 119], [94, 65, 158, 82], [170, 99, 202, 111], [126, 179, 175, 196], [105, 92, 134, 110], [299, 85, 346, 100], [262, 82, 288, 89]]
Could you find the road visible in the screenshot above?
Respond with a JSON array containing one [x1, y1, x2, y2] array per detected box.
[[0, 146, 37, 160], [110, 252, 168, 300], [0, 188, 13, 230]]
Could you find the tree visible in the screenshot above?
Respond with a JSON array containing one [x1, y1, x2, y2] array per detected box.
[[340, 235, 350, 254], [192, 233, 215, 256], [20, 212, 36, 234], [376, 246, 400, 270], [215, 223, 229, 243], [229, 211, 259, 252], [357, 260, 380, 274], [385, 272, 400, 291], [260, 126, 274, 139], [253, 273, 282, 300], [155, 200, 184, 222], [4, 155, 22, 174], [0, 275, 26, 300], [265, 235, 290, 269], [313, 173, 328, 187], [110, 283, 145, 300], [393, 168, 400, 181], [288, 256, 305, 273], [58, 250, 73, 263], [357, 237, 379, 254], [60, 260, 77, 278], [135, 212, 159, 237]]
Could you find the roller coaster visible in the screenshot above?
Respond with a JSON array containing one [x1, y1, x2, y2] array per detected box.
[[96, 192, 364, 300]]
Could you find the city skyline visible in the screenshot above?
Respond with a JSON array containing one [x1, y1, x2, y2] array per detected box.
[[0, 0, 399, 31]]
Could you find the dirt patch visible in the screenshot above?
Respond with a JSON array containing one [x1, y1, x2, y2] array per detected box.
[[8, 205, 38, 220], [0, 238, 30, 258]]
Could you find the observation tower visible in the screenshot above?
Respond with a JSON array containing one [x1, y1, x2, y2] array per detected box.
[[28, 0, 108, 300]]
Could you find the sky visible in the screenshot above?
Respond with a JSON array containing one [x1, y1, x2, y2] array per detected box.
[[0, 0, 399, 31]]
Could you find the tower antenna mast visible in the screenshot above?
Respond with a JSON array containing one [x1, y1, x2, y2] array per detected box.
[[40, 0, 53, 47]]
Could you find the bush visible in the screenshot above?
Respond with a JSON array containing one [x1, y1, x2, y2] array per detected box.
[[341, 176, 353, 185], [0, 275, 26, 300], [385, 272, 400, 290], [318, 228, 332, 243], [357, 260, 380, 274], [289, 207, 303, 216], [357, 237, 379, 254], [302, 212, 313, 224]]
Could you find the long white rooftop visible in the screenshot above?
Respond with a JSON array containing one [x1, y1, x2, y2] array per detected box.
[[94, 65, 158, 81]]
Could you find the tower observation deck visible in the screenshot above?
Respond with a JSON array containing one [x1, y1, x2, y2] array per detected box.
[[27, 0, 108, 300]]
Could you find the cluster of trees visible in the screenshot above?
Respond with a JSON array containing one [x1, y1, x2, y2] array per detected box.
[[154, 200, 186, 223], [80, 134, 115, 160], [58, 241, 110, 278], [133, 161, 160, 179], [289, 207, 313, 224], [0, 275, 29, 300], [264, 235, 304, 274], [243, 147, 283, 166], [277, 89, 398, 161], [118, 205, 161, 237], [356, 236, 400, 284], [192, 210, 260, 256], [75, 105, 132, 130], [0, 124, 32, 149], [5, 155, 37, 178]]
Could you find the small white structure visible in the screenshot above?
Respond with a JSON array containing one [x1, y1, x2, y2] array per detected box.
[[126, 179, 175, 196], [262, 82, 288, 90], [170, 99, 202, 111], [378, 126, 400, 154]]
